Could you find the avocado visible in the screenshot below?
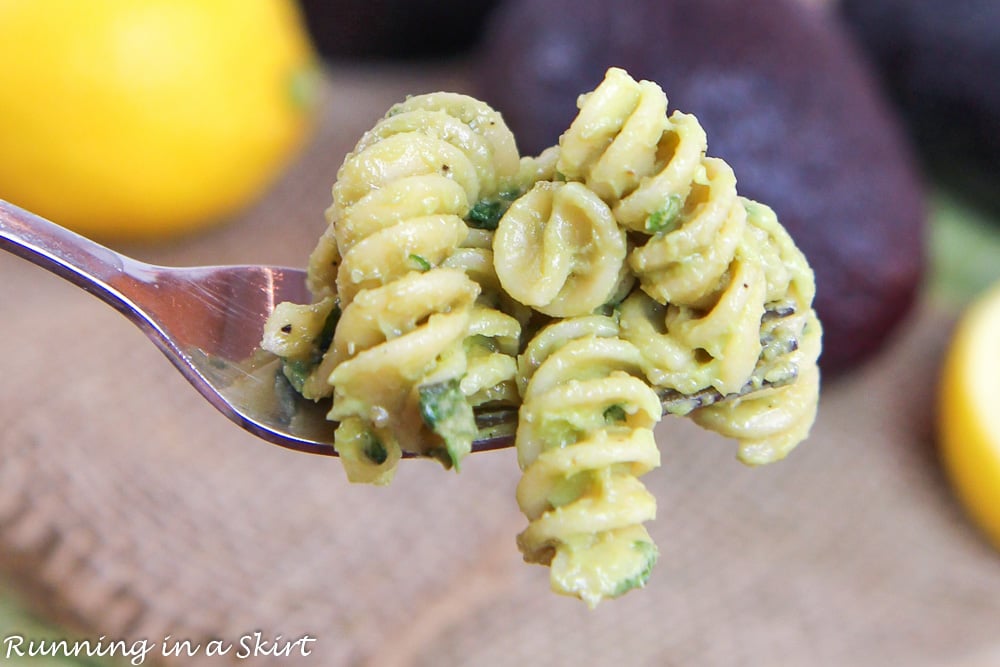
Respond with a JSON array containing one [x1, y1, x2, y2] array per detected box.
[[297, 0, 501, 60], [839, 0, 1000, 216], [474, 0, 927, 374]]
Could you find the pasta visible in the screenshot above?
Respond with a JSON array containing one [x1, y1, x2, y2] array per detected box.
[[503, 68, 821, 603], [688, 199, 823, 465], [264, 91, 530, 483], [514, 316, 661, 607], [493, 180, 627, 318], [554, 67, 820, 461], [262, 67, 823, 605]]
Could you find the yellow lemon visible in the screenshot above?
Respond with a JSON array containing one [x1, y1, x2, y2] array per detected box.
[[0, 0, 319, 241], [939, 280, 1000, 550]]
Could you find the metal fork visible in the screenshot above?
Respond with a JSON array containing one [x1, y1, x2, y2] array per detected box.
[[0, 200, 522, 456], [0, 199, 794, 458]]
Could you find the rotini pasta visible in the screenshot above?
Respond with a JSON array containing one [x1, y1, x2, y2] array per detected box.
[[493, 67, 821, 602], [443, 223, 525, 411], [555, 67, 819, 429], [262, 66, 823, 605], [493, 180, 627, 318], [262, 92, 529, 483], [514, 316, 662, 606], [688, 200, 822, 465]]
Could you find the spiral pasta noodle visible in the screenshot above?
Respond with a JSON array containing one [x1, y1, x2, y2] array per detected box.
[[556, 67, 819, 443], [263, 92, 531, 483], [514, 316, 662, 606], [557, 68, 762, 396], [492, 68, 821, 600], [688, 199, 822, 465], [493, 180, 628, 318], [443, 231, 523, 409]]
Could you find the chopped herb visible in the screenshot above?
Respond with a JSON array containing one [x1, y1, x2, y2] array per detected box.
[[644, 194, 683, 234], [603, 404, 628, 423], [418, 378, 476, 469], [409, 254, 432, 271], [612, 541, 658, 598], [282, 358, 313, 393], [467, 199, 505, 230], [595, 295, 627, 317], [466, 188, 523, 230], [316, 304, 341, 353], [419, 378, 467, 427], [276, 303, 339, 395], [363, 433, 388, 465]]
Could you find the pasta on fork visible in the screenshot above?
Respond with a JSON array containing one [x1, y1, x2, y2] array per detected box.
[[262, 67, 822, 605]]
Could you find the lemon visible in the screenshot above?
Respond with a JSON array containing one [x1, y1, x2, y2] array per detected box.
[[0, 0, 319, 241], [939, 280, 1000, 550]]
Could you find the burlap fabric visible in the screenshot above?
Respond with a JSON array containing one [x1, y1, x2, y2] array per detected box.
[[3, 65, 1000, 667]]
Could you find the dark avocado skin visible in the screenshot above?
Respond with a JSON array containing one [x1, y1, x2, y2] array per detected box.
[[474, 0, 927, 375], [297, 0, 501, 60], [839, 0, 1000, 217]]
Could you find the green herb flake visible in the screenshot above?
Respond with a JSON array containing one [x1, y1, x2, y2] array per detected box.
[[603, 404, 628, 423], [363, 434, 388, 465], [418, 378, 476, 469], [612, 541, 659, 598], [282, 358, 313, 393], [316, 304, 341, 353], [467, 199, 505, 230], [644, 194, 683, 234], [408, 254, 432, 271]]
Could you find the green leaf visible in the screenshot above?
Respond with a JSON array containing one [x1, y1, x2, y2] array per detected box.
[[467, 199, 505, 230], [644, 194, 683, 234], [418, 379, 476, 469]]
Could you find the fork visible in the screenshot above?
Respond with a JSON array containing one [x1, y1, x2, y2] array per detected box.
[[0, 199, 523, 456], [0, 199, 795, 458]]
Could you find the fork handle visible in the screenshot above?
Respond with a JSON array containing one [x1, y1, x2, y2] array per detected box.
[[0, 199, 147, 310]]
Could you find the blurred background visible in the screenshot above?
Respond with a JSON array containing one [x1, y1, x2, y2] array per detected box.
[[1, 0, 999, 665]]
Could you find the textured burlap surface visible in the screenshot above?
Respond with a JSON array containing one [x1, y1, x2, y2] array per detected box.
[[3, 65, 1000, 667]]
